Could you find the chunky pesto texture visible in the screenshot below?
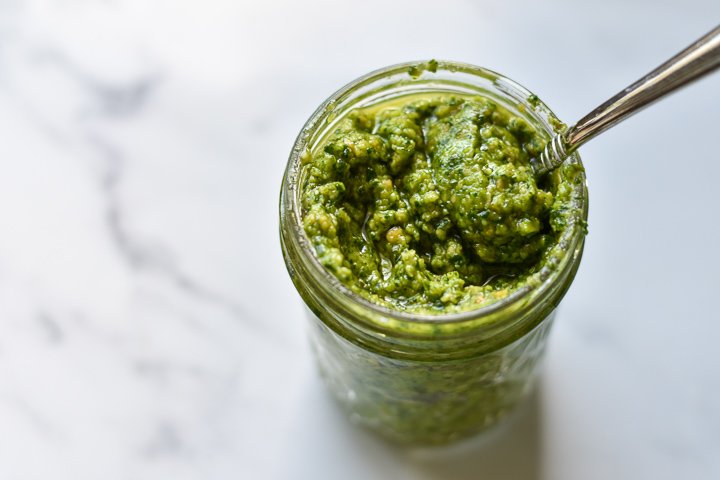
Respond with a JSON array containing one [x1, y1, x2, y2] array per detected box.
[[301, 94, 577, 314]]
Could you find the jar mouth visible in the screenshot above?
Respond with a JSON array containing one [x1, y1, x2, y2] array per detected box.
[[283, 60, 588, 326]]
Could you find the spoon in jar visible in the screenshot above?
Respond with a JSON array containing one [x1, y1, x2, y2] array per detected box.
[[532, 24, 720, 177]]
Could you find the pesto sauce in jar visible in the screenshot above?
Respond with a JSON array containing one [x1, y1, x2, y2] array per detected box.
[[301, 93, 580, 314]]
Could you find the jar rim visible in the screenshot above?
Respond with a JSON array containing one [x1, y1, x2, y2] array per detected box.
[[281, 60, 588, 328]]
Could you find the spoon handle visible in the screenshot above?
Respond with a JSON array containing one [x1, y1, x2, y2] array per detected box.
[[534, 24, 720, 176]]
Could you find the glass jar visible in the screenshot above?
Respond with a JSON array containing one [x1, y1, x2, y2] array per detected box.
[[279, 61, 588, 445]]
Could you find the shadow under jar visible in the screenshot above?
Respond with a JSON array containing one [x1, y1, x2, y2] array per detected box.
[[280, 61, 588, 446]]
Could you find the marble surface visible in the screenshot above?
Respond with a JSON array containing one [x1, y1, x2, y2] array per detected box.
[[0, 1, 719, 479]]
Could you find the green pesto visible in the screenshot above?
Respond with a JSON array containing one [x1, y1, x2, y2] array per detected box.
[[301, 93, 578, 314], [408, 59, 438, 78]]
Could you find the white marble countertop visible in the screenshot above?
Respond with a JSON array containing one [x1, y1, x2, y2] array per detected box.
[[0, 1, 719, 479]]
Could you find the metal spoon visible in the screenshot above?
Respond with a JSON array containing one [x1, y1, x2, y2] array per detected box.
[[532, 24, 720, 177]]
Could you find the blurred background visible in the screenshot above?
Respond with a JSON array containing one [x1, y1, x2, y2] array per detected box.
[[0, 1, 718, 479]]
